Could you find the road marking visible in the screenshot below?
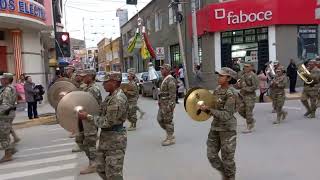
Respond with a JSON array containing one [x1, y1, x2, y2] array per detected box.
[[49, 127, 64, 132], [52, 138, 72, 143], [20, 142, 75, 152], [48, 176, 76, 180], [0, 163, 77, 180], [0, 154, 77, 170], [15, 148, 72, 158], [283, 106, 302, 111]]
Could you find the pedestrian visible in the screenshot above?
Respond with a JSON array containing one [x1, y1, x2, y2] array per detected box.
[[199, 67, 237, 180], [157, 64, 177, 146], [125, 68, 139, 131], [258, 69, 268, 102], [78, 72, 128, 180], [235, 63, 259, 133], [271, 66, 288, 124], [77, 69, 102, 174], [15, 74, 26, 111], [301, 60, 320, 118], [178, 64, 185, 86], [24, 76, 38, 119], [194, 64, 203, 87], [0, 73, 17, 163], [286, 59, 298, 93]]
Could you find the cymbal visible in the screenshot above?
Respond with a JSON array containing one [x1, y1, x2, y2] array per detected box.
[[56, 91, 100, 133], [47, 81, 78, 109], [185, 88, 217, 122], [184, 87, 202, 111]]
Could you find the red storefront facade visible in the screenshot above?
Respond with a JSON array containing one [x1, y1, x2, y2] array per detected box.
[[194, 0, 320, 76]]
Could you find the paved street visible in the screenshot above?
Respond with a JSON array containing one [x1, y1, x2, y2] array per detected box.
[[2, 97, 320, 180]]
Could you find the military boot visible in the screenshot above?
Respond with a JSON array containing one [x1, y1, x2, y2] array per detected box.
[[308, 112, 316, 119], [281, 111, 288, 121], [127, 122, 137, 131], [80, 161, 96, 175], [301, 100, 311, 117], [242, 124, 254, 134], [161, 135, 175, 146], [72, 145, 82, 153], [139, 111, 145, 119], [0, 148, 17, 163]]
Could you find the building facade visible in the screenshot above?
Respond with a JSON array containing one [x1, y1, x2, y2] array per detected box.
[[97, 37, 122, 72], [0, 0, 54, 86], [121, 0, 320, 88]]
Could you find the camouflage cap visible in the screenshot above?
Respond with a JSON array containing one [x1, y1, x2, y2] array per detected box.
[[216, 67, 237, 79], [75, 69, 83, 76], [243, 63, 252, 67], [0, 73, 14, 79], [160, 64, 172, 71], [80, 69, 96, 76], [103, 71, 122, 82], [65, 65, 75, 70], [127, 68, 136, 75]]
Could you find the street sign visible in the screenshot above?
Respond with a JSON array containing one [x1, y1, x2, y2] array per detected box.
[[156, 47, 165, 60]]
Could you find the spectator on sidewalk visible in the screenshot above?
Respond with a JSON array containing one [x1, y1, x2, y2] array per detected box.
[[15, 74, 26, 111], [24, 76, 39, 119], [258, 69, 268, 102], [193, 64, 203, 87], [287, 59, 298, 93], [178, 64, 185, 86]]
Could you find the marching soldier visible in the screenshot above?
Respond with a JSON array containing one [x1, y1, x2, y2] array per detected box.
[[0, 73, 17, 163], [270, 66, 288, 124], [125, 68, 140, 131], [71, 69, 86, 153], [157, 64, 177, 146], [199, 67, 237, 180], [77, 69, 102, 174], [78, 72, 128, 180], [65, 65, 76, 80], [236, 63, 259, 133], [301, 60, 320, 118]]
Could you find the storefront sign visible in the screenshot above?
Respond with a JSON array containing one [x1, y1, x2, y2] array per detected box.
[[0, 0, 46, 22], [194, 0, 320, 35], [215, 8, 273, 25]]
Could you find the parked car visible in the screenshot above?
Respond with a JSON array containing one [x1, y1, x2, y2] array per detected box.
[[96, 71, 106, 82], [140, 71, 162, 100], [122, 73, 129, 83]]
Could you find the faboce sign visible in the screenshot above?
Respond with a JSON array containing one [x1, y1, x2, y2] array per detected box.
[[194, 0, 320, 35]]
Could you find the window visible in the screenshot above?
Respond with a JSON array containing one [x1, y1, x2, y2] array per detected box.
[[195, 0, 201, 10], [95, 50, 98, 53], [298, 25, 318, 60], [170, 44, 181, 67], [155, 11, 162, 32], [198, 37, 202, 63], [0, 31, 4, 40], [88, 50, 92, 54], [146, 17, 151, 33], [169, 7, 174, 25]]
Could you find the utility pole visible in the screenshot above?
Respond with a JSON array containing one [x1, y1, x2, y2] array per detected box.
[[191, 0, 199, 66], [82, 17, 88, 68], [171, 0, 189, 89]]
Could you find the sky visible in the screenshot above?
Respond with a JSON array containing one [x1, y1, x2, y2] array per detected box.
[[62, 0, 152, 48]]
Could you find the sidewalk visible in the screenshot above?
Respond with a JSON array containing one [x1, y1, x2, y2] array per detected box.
[[14, 102, 55, 125]]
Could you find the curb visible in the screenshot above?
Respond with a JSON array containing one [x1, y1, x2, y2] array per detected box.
[[13, 116, 57, 129]]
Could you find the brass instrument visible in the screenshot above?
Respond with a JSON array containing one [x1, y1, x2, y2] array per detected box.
[[184, 88, 217, 122], [47, 81, 78, 109], [266, 62, 276, 80], [297, 63, 314, 84]]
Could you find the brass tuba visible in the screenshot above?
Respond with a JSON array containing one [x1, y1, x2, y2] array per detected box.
[[297, 63, 314, 84]]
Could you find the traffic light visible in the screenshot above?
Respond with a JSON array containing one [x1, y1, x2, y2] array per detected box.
[[126, 0, 137, 5], [56, 32, 71, 57]]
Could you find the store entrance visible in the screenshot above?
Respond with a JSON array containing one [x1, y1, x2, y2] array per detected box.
[[221, 27, 269, 73], [0, 46, 7, 72]]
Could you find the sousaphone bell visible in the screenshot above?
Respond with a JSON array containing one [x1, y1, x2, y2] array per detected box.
[[47, 81, 78, 109], [184, 88, 217, 122], [56, 91, 100, 133]]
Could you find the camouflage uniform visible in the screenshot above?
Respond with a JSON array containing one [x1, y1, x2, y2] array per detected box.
[[237, 69, 258, 132], [79, 82, 102, 163], [157, 72, 176, 143], [0, 77, 17, 156], [87, 72, 128, 180], [124, 79, 139, 128], [271, 70, 288, 124], [301, 65, 320, 118], [207, 67, 237, 180], [269, 64, 284, 112]]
